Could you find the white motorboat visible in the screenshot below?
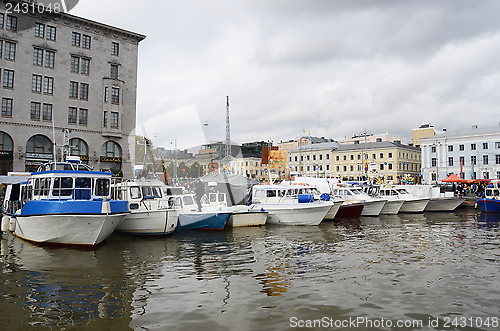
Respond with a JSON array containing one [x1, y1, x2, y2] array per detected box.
[[250, 184, 333, 225], [392, 184, 464, 212], [331, 186, 386, 216], [1, 157, 129, 245], [111, 178, 177, 235], [202, 191, 267, 227], [371, 187, 405, 215], [392, 187, 430, 213]]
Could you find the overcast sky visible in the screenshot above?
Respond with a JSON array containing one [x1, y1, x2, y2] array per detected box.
[[72, 0, 500, 150]]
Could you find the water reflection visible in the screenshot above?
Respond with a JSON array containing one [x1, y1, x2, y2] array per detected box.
[[1, 210, 500, 330]]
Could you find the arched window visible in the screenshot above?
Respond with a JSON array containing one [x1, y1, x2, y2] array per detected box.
[[0, 131, 14, 175], [69, 138, 89, 163], [100, 141, 122, 175], [25, 135, 53, 172], [26, 135, 53, 154]]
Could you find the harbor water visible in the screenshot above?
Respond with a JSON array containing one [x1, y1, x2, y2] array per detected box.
[[1, 208, 500, 330]]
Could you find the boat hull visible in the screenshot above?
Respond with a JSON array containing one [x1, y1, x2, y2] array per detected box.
[[424, 197, 465, 212], [335, 202, 364, 218], [227, 211, 268, 227], [380, 200, 405, 215], [476, 198, 500, 213], [361, 200, 386, 216], [11, 213, 126, 245], [399, 198, 429, 213], [324, 200, 343, 220], [263, 203, 331, 225], [116, 209, 178, 235], [177, 212, 231, 230]]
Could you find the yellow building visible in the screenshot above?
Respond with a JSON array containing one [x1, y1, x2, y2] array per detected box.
[[228, 157, 268, 181], [411, 123, 438, 148], [332, 141, 421, 183]]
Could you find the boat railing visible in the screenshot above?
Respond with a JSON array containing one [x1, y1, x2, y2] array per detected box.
[[2, 200, 24, 215]]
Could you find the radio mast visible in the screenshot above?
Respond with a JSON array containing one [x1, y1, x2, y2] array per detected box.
[[224, 96, 231, 166]]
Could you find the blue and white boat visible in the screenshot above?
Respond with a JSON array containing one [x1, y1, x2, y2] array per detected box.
[[163, 186, 231, 231], [477, 180, 500, 213], [1, 157, 129, 245]]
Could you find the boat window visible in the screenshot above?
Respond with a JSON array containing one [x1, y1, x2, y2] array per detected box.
[[391, 190, 398, 196], [95, 178, 110, 197], [53, 177, 73, 197], [34, 178, 40, 196], [152, 187, 162, 198], [174, 197, 182, 207], [494, 190, 500, 197], [218, 193, 225, 202], [253, 189, 265, 198], [351, 189, 362, 195], [75, 178, 92, 200], [142, 186, 153, 198], [286, 189, 294, 196], [130, 186, 141, 199], [397, 189, 409, 194], [183, 195, 194, 205], [277, 189, 286, 197], [210, 193, 217, 203], [266, 190, 277, 197], [40, 178, 51, 196]]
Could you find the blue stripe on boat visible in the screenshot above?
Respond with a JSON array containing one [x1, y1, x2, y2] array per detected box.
[[20, 200, 129, 216]]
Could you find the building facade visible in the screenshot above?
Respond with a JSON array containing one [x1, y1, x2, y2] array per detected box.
[[331, 142, 421, 182], [420, 125, 500, 183], [0, 1, 145, 176], [288, 142, 339, 177]]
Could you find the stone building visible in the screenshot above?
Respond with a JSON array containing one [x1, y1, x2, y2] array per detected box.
[[0, 1, 145, 176]]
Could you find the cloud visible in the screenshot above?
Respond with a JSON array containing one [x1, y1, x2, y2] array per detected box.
[[72, 0, 500, 149]]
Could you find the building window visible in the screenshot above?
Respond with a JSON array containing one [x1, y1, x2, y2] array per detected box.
[[110, 64, 119, 79], [319, 154, 322, 160], [72, 32, 81, 46], [79, 108, 88, 125], [110, 112, 119, 128], [112, 42, 119, 56], [32, 74, 42, 92], [380, 164, 384, 170], [471, 155, 476, 165], [448, 145, 453, 152], [35, 23, 45, 38], [4, 41, 15, 60], [46, 26, 56, 41], [483, 155, 489, 165], [6, 15, 17, 32], [68, 107, 77, 124], [326, 154, 329, 160], [431, 158, 437, 167], [460, 156, 465, 166], [103, 111, 108, 127], [31, 102, 41, 120], [471, 143, 476, 150], [459, 144, 464, 151], [104, 87, 109, 102], [380, 153, 384, 159], [82, 34, 91, 49], [1, 98, 13, 117], [111, 87, 120, 104], [45, 50, 55, 68], [388, 163, 393, 170], [496, 155, 500, 165], [3, 69, 14, 88], [44, 77, 54, 94], [496, 142, 500, 149], [484, 172, 490, 179], [483, 142, 488, 149], [69, 81, 79, 98], [336, 155, 339, 161], [42, 104, 52, 121], [70, 55, 80, 73], [33, 48, 44, 66], [81, 58, 90, 75], [448, 157, 453, 166], [0, 13, 3, 29], [80, 83, 89, 100], [431, 146, 436, 153]]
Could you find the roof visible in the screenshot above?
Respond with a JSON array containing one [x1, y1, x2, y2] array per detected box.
[[290, 141, 339, 153], [421, 126, 500, 141], [334, 141, 420, 152]]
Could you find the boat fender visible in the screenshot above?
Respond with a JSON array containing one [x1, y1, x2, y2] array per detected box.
[[9, 217, 16, 232], [320, 193, 330, 201], [1, 215, 10, 232]]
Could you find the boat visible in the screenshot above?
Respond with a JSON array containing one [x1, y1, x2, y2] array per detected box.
[[111, 178, 177, 235], [250, 183, 333, 225], [163, 186, 231, 230], [391, 187, 430, 213], [334, 201, 365, 218], [370, 186, 405, 215], [476, 180, 500, 213], [331, 186, 386, 216], [392, 184, 464, 212], [202, 192, 267, 227], [1, 157, 129, 245]]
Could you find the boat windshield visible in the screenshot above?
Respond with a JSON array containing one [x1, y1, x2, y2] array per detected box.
[[351, 189, 363, 195], [183, 195, 195, 205], [130, 186, 141, 199], [397, 189, 409, 194]]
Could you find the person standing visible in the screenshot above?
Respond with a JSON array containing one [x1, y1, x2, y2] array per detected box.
[[195, 179, 205, 212]]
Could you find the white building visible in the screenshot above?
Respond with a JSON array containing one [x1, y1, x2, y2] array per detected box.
[[420, 125, 500, 183]]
